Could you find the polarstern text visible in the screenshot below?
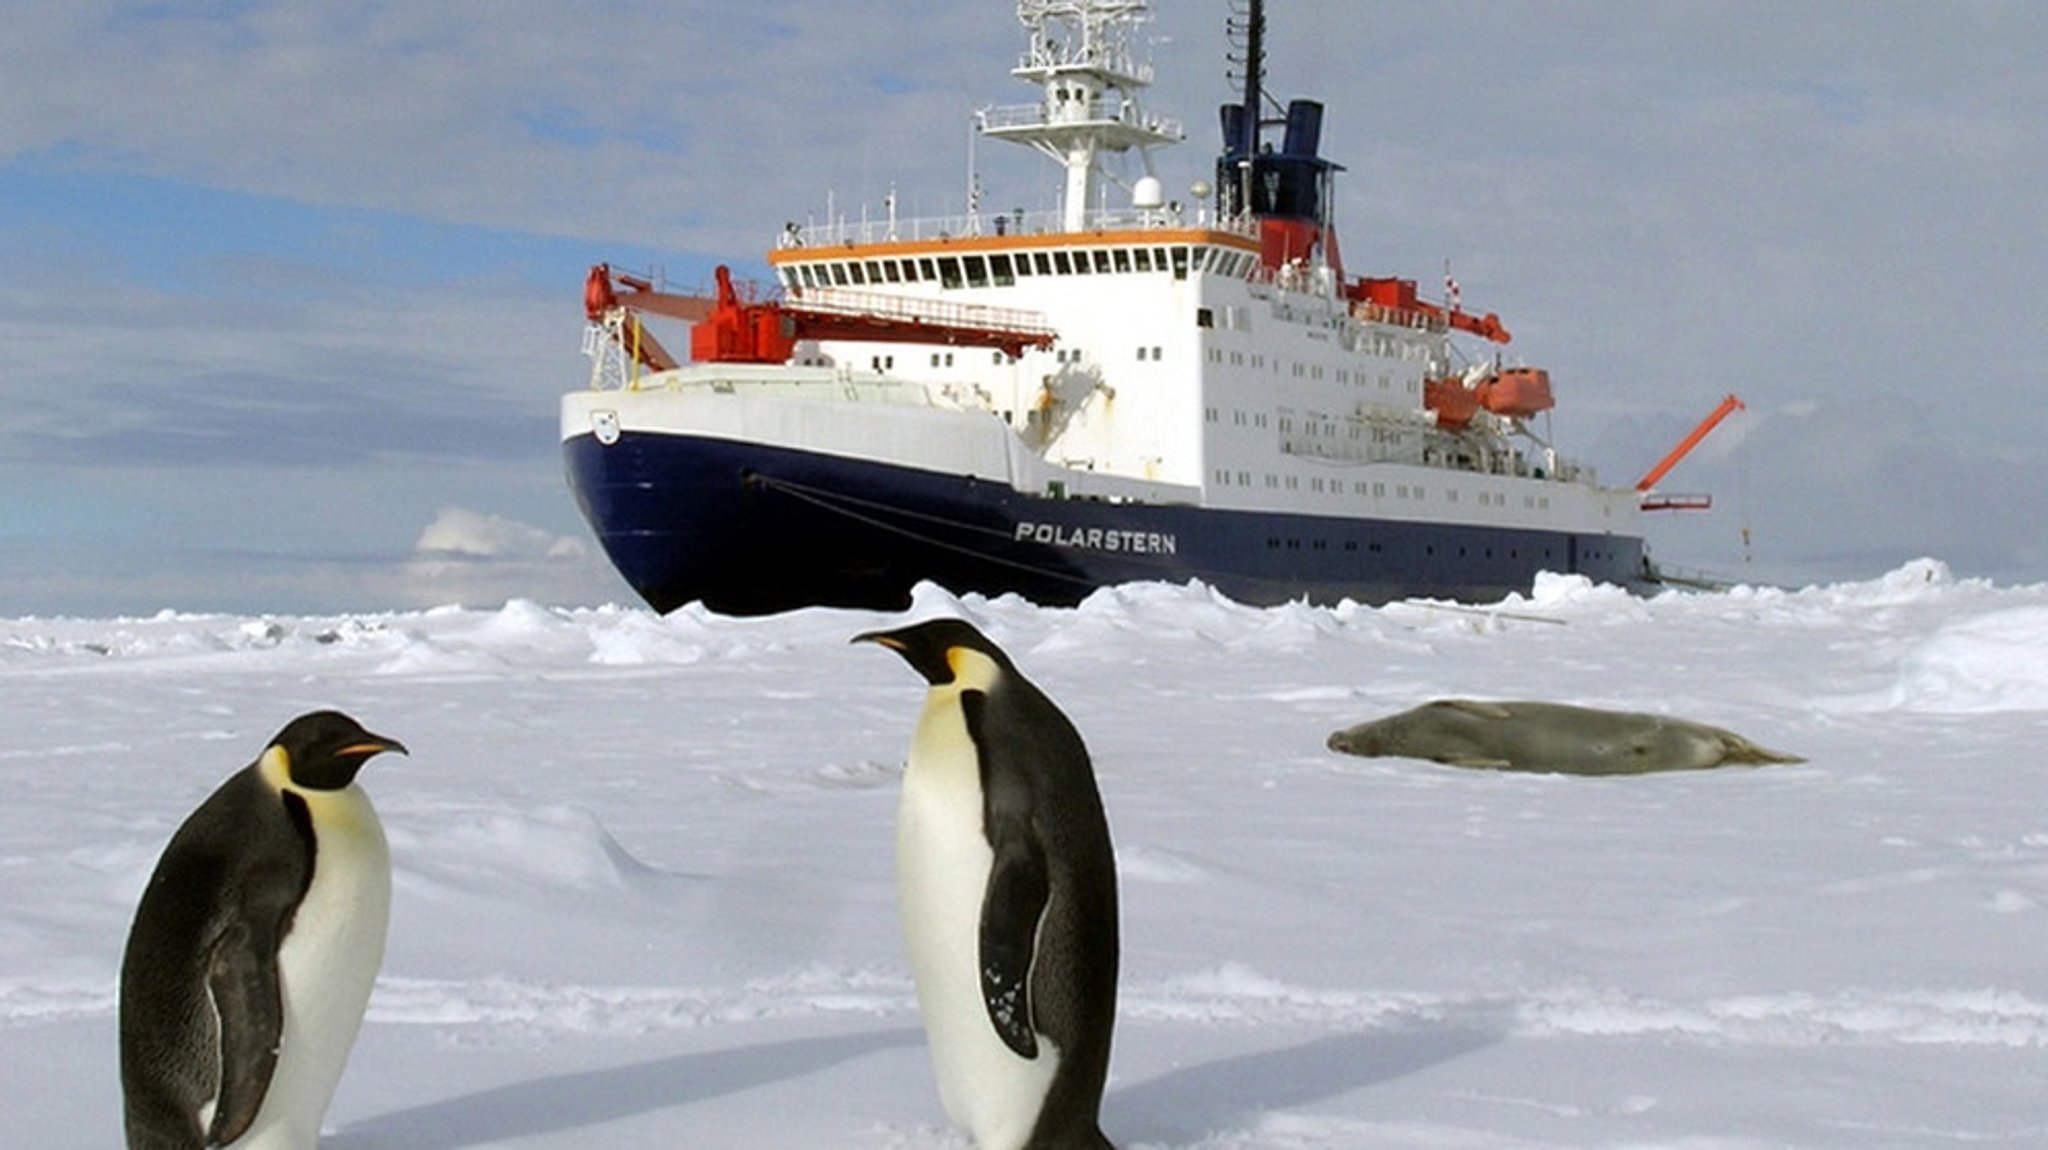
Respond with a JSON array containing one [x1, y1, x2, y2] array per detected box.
[[1015, 522, 1178, 555]]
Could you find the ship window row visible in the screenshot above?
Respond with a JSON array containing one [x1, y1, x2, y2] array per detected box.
[[1204, 348, 1406, 392], [1207, 472, 1554, 511], [927, 350, 1028, 369], [1204, 409, 1272, 428], [1248, 536, 1622, 570], [781, 245, 1255, 292], [1262, 537, 1562, 565]]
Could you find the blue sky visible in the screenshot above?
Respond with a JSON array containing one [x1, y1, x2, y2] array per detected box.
[[3, 1, 2043, 615]]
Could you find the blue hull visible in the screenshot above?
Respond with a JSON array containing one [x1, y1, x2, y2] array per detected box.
[[564, 431, 1649, 615]]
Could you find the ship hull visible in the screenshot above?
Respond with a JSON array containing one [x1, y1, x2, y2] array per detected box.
[[564, 430, 1649, 616]]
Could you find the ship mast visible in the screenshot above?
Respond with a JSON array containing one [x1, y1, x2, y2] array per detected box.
[[980, 0, 1184, 232]]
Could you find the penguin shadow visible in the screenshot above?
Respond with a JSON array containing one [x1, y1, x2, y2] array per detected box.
[[1109, 1025, 1502, 1144], [327, 1025, 922, 1149]]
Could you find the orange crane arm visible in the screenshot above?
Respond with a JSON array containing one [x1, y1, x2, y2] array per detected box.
[[1636, 394, 1745, 492]]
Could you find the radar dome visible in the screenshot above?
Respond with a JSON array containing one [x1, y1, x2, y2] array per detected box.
[[1132, 176, 1165, 209]]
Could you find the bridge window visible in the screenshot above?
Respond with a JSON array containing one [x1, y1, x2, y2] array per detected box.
[[938, 258, 963, 289], [963, 256, 989, 288], [1133, 248, 1153, 273], [990, 254, 1015, 286], [1034, 252, 1054, 275], [1113, 248, 1132, 274], [1171, 247, 1190, 279]]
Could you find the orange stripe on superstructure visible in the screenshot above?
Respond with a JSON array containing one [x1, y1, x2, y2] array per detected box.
[[767, 227, 1256, 267]]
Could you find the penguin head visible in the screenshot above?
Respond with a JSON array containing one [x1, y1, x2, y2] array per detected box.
[[853, 618, 1013, 686], [267, 710, 408, 791]]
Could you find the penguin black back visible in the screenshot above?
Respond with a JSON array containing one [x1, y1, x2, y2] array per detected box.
[[861, 618, 1119, 1149], [120, 710, 404, 1150]]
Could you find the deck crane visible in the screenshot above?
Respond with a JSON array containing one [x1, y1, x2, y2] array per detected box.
[[584, 264, 1057, 371], [1637, 394, 1745, 511]]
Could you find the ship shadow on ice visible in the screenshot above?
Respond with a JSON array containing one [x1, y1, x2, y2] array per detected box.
[[1109, 1026, 1502, 1143], [328, 1026, 922, 1149]]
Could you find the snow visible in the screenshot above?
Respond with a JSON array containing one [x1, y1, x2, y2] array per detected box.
[[5, 558, 2046, 1148]]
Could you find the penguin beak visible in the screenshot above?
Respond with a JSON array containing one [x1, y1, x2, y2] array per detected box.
[[852, 630, 956, 686], [340, 737, 408, 759]]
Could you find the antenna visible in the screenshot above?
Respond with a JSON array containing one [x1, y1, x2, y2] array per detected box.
[[986, 1, 1184, 233], [1225, 0, 1266, 158]]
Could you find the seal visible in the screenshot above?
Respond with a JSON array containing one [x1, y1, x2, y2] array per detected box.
[[1326, 699, 1803, 776]]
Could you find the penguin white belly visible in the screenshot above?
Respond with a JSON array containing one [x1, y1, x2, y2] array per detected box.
[[898, 702, 1058, 1150], [230, 784, 390, 1150]]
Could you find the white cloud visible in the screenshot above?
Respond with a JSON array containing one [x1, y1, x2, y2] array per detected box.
[[400, 507, 615, 610], [415, 507, 585, 561]]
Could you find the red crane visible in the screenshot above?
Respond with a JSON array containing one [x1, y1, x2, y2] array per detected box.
[[1637, 394, 1745, 510], [584, 264, 1057, 370]]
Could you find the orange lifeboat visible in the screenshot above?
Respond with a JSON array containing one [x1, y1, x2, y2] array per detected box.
[[1424, 376, 1482, 429], [1480, 366, 1554, 420], [1425, 367, 1557, 431]]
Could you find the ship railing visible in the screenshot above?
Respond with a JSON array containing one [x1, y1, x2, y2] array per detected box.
[[789, 285, 1056, 341], [1351, 301, 1449, 334], [780, 204, 1252, 249], [977, 100, 1184, 140], [1011, 49, 1156, 88]]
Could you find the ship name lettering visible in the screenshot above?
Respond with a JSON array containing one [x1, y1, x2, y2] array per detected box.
[[1015, 522, 1177, 556]]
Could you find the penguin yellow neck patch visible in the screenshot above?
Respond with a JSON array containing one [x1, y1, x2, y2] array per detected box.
[[944, 647, 1003, 693], [259, 745, 375, 829], [258, 745, 297, 794]]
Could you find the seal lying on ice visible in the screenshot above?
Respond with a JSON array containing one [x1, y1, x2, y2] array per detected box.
[[1325, 700, 1804, 776]]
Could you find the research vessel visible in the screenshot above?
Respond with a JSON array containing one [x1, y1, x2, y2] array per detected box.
[[564, 0, 1687, 615]]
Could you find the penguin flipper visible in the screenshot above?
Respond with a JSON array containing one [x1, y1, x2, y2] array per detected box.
[[205, 918, 284, 1145], [978, 833, 1049, 1060]]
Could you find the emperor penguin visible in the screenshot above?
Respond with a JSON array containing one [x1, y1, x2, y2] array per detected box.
[[119, 710, 407, 1150], [857, 618, 1119, 1150]]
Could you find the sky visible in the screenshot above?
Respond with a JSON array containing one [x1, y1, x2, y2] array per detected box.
[[2, 1, 2043, 616]]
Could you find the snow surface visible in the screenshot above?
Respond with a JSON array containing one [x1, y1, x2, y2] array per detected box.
[[5, 559, 2046, 1148]]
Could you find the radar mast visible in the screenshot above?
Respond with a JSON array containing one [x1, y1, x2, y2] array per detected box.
[[979, 1, 1185, 232]]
